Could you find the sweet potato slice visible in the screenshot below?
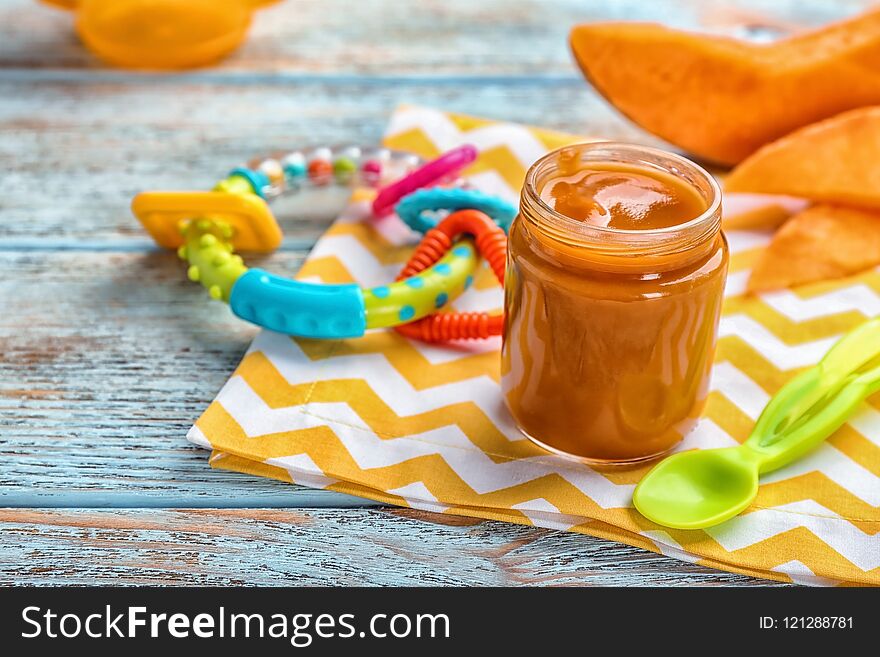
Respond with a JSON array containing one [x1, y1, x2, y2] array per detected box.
[[570, 10, 880, 166], [748, 204, 880, 293], [723, 194, 808, 230], [726, 106, 880, 208]]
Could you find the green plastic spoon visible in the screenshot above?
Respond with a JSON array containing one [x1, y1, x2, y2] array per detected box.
[[633, 317, 880, 530]]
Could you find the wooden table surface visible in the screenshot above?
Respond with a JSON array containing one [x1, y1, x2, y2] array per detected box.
[[1, 0, 871, 586]]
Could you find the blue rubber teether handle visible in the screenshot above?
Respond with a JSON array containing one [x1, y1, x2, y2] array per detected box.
[[230, 269, 366, 339]]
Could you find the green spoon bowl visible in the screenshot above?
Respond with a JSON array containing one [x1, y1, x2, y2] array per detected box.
[[633, 446, 760, 529], [634, 317, 880, 530]]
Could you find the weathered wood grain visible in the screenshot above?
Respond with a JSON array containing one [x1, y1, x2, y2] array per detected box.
[[2, 0, 872, 72], [0, 249, 381, 507], [0, 79, 631, 242], [0, 508, 782, 586]]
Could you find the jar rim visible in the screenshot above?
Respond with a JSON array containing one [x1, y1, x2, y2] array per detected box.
[[522, 141, 722, 254]]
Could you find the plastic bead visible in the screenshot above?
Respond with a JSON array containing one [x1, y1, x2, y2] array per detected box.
[[308, 159, 333, 184], [258, 158, 284, 185], [333, 156, 358, 182], [282, 152, 307, 180], [213, 174, 254, 196], [136, 144, 424, 252], [361, 159, 382, 186]]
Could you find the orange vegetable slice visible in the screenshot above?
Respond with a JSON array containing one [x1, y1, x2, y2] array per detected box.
[[570, 10, 880, 166], [722, 194, 808, 231], [726, 106, 880, 208], [748, 204, 880, 293]]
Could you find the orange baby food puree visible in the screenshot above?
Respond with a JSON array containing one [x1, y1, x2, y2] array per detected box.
[[502, 143, 728, 464]]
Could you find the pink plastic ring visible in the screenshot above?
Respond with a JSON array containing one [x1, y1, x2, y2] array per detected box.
[[371, 144, 477, 216]]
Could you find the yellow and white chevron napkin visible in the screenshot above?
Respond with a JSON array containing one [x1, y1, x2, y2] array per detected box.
[[189, 106, 880, 586]]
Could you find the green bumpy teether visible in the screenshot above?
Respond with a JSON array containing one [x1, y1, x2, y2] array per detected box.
[[178, 219, 248, 302]]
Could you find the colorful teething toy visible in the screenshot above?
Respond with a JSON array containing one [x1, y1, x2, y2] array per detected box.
[[133, 145, 511, 341], [395, 209, 506, 342], [40, 0, 281, 70]]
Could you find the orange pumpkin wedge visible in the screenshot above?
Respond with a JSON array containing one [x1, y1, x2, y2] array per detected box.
[[748, 204, 880, 293], [726, 106, 880, 207], [570, 10, 880, 166], [722, 194, 809, 231]]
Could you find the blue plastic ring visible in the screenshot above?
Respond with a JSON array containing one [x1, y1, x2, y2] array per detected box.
[[395, 187, 517, 234], [229, 167, 271, 198]]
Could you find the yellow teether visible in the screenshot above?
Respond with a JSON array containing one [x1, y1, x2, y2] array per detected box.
[[132, 191, 282, 252]]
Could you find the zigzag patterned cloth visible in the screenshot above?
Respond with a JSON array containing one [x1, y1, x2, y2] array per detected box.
[[189, 106, 880, 586]]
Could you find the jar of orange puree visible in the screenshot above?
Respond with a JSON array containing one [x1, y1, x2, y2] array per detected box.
[[502, 143, 727, 465]]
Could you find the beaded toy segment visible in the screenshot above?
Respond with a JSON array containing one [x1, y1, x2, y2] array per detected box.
[[243, 145, 408, 200]]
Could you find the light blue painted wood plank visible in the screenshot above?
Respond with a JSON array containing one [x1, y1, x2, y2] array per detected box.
[[0, 238, 317, 253], [0, 69, 585, 86], [0, 489, 378, 509], [0, 508, 777, 586], [0, 79, 627, 242], [0, 247, 335, 508]]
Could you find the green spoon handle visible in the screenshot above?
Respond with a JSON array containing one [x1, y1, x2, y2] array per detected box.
[[746, 367, 880, 473], [744, 318, 880, 474]]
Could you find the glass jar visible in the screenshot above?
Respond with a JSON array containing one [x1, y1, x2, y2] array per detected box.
[[501, 143, 727, 465]]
